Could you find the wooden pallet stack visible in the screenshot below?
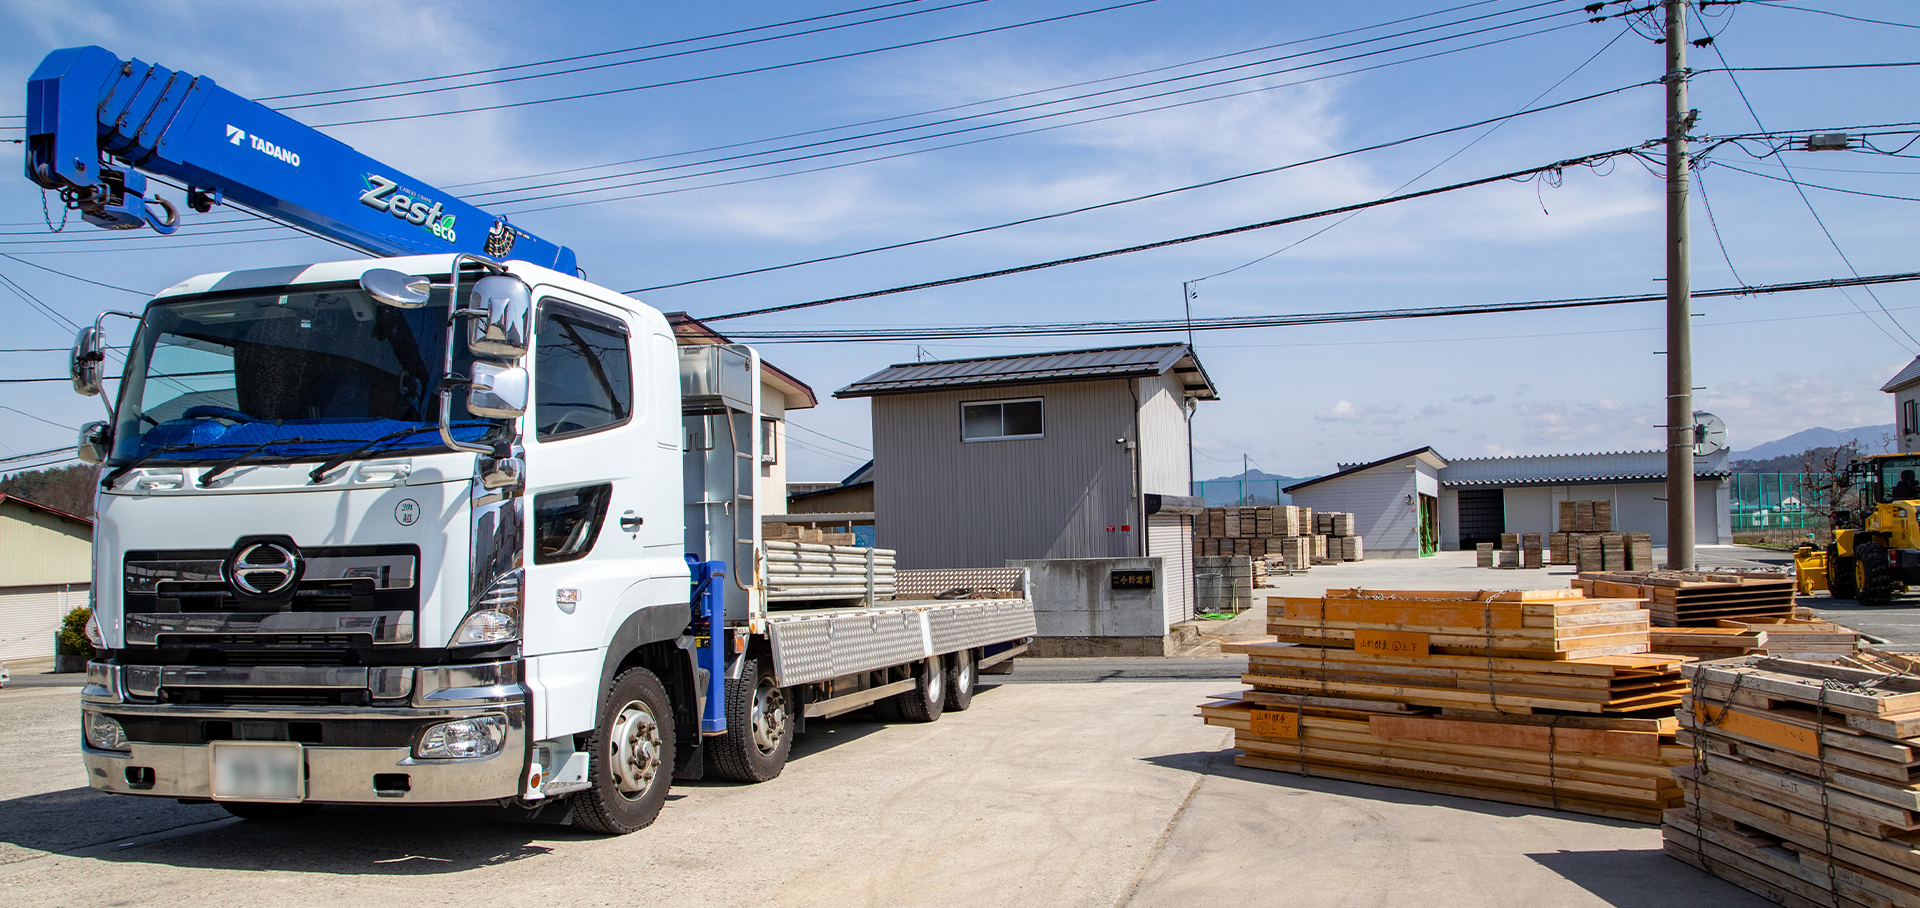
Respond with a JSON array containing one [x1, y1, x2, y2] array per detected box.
[[763, 539, 895, 602], [765, 522, 857, 546], [1664, 657, 1920, 908], [1579, 570, 1799, 626], [1203, 588, 1693, 823], [1546, 501, 1655, 570], [1194, 505, 1363, 570]]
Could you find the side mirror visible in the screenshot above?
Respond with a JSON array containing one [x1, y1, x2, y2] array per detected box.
[[70, 326, 106, 397], [467, 361, 529, 419], [359, 268, 432, 308], [76, 421, 111, 464], [468, 275, 532, 359], [481, 456, 524, 490]]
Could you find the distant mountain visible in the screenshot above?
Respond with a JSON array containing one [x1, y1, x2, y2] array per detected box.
[[1731, 425, 1894, 463], [1196, 468, 1317, 506]]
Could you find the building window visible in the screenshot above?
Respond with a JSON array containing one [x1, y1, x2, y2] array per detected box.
[[761, 417, 780, 464], [1906, 399, 1918, 436], [961, 398, 1043, 441]]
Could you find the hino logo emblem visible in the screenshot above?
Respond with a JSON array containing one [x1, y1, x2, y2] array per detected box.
[[226, 542, 302, 597]]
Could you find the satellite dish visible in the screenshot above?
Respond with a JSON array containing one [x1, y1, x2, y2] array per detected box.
[[1692, 411, 1728, 457]]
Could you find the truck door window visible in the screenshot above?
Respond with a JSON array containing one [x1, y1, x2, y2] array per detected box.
[[533, 484, 614, 563], [534, 303, 631, 440]]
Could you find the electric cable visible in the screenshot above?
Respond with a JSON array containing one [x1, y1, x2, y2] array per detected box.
[[1700, 23, 1920, 351], [468, 1, 1586, 202], [311, 1, 1161, 128], [1186, 19, 1635, 286], [1747, 3, 1920, 30], [696, 146, 1644, 321], [261, 0, 988, 101], [714, 269, 1920, 341], [0, 253, 151, 295], [626, 86, 1651, 294]]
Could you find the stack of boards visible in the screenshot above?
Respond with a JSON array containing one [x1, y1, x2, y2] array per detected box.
[[1652, 615, 1863, 662], [1193, 505, 1362, 569], [765, 522, 857, 546], [763, 539, 895, 603], [1665, 656, 1920, 908], [1580, 570, 1798, 627], [1203, 588, 1692, 823]]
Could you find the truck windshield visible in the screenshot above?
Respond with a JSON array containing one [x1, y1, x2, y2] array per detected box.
[[109, 282, 504, 466]]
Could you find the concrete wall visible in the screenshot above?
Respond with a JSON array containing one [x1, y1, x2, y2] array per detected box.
[[1288, 457, 1424, 558], [874, 380, 1142, 568], [1437, 479, 1732, 549], [1008, 556, 1169, 640]]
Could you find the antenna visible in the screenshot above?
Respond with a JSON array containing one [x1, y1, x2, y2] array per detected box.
[[1691, 411, 1727, 457]]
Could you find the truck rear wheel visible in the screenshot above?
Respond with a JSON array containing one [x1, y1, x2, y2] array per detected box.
[[1828, 544, 1859, 599], [709, 658, 791, 783], [1854, 540, 1897, 607], [943, 650, 975, 712], [892, 657, 945, 723], [572, 666, 674, 835]]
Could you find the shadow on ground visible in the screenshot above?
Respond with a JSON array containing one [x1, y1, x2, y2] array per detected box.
[[1526, 848, 1773, 907]]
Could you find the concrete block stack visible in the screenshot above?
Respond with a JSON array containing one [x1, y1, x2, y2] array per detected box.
[[1193, 506, 1364, 573]]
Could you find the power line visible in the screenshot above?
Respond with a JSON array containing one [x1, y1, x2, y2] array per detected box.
[[311, 1, 1161, 128], [1700, 28, 1920, 351], [446, 0, 1547, 193], [696, 146, 1645, 321], [1707, 159, 1920, 203], [1188, 19, 1635, 286], [470, 1, 1585, 203], [628, 85, 1650, 295], [0, 253, 150, 294], [1749, 4, 1920, 30], [262, 0, 980, 102], [718, 269, 1920, 341], [786, 421, 873, 454], [0, 405, 76, 431]]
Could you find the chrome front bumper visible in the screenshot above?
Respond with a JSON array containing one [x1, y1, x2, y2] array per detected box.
[[81, 660, 530, 804]]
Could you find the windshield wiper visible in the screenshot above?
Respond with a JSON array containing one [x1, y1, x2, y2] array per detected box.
[[102, 441, 258, 489], [198, 436, 315, 488], [308, 427, 437, 484]]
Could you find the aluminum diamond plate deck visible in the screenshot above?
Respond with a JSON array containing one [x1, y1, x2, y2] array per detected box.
[[767, 598, 1036, 686]]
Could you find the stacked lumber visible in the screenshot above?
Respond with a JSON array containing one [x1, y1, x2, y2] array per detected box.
[[764, 540, 895, 602], [1580, 570, 1798, 626], [1484, 533, 1547, 570], [1651, 626, 1770, 660], [1203, 588, 1693, 823], [1728, 616, 1863, 660], [1664, 657, 1920, 908], [765, 522, 857, 546], [1560, 500, 1615, 532], [1194, 505, 1362, 568]]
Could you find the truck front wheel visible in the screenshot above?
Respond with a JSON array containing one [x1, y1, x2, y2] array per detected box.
[[709, 658, 791, 783], [572, 666, 675, 835]]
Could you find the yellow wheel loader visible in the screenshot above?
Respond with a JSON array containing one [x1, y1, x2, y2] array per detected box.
[[1794, 452, 1920, 606]]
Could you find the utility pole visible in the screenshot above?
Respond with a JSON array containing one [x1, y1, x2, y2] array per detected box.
[[1243, 453, 1252, 505], [1663, 0, 1696, 570]]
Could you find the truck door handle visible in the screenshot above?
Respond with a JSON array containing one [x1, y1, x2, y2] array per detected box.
[[620, 511, 642, 533]]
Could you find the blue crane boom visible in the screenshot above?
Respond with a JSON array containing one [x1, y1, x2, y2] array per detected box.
[[24, 45, 577, 274]]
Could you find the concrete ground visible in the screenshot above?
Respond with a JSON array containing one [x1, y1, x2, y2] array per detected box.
[[0, 674, 1767, 908]]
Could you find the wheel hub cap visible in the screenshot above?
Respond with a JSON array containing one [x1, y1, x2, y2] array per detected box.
[[610, 700, 661, 797], [751, 681, 788, 755]]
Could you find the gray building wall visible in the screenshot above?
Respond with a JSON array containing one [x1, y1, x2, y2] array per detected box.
[[1135, 373, 1191, 495], [1436, 479, 1731, 549], [873, 379, 1146, 568], [1287, 456, 1428, 558]]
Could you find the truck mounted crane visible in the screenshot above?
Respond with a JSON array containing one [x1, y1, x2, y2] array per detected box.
[[26, 45, 1035, 834]]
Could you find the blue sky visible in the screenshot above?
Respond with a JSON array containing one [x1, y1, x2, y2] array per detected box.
[[4, 0, 1920, 481]]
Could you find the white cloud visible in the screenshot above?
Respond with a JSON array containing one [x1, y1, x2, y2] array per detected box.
[[1315, 399, 1399, 423]]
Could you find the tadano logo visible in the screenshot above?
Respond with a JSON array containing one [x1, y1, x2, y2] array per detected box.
[[224, 124, 300, 167]]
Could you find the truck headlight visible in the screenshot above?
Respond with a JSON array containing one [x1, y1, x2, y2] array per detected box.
[[415, 716, 508, 759], [451, 570, 521, 646], [85, 613, 105, 649], [84, 711, 129, 751]]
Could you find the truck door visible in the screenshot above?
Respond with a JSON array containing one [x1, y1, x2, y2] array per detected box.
[[519, 295, 681, 666]]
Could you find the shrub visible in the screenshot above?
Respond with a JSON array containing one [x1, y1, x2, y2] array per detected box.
[[58, 606, 95, 659]]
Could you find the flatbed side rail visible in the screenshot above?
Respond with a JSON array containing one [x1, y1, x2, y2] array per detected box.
[[765, 596, 1036, 687]]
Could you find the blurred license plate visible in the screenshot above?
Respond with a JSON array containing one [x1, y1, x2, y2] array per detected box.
[[210, 742, 304, 801]]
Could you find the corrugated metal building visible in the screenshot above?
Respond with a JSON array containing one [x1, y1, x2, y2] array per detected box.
[[1284, 448, 1448, 558], [0, 494, 93, 661], [836, 344, 1216, 627], [1437, 449, 1732, 549]]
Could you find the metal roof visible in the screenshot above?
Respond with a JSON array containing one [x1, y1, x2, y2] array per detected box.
[[1439, 449, 1731, 488], [1883, 356, 1920, 393], [1283, 447, 1447, 493], [834, 343, 1218, 400]]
